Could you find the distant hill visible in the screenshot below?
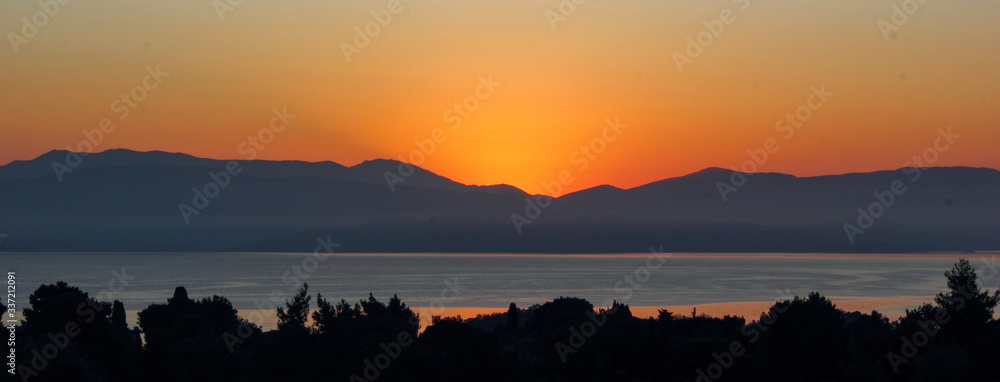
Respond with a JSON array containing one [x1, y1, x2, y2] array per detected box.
[[1, 149, 997, 252]]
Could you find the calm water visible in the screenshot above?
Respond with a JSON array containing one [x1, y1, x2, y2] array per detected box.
[[5, 252, 997, 319]]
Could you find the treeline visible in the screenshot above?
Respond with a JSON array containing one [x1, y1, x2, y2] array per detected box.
[[5, 259, 1000, 382]]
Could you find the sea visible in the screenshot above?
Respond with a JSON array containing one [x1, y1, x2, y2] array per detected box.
[[4, 252, 997, 328]]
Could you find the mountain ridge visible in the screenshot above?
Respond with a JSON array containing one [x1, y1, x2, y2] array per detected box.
[[8, 148, 997, 196], [1, 149, 998, 253]]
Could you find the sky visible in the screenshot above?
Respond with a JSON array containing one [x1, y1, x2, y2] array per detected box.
[[1, 0, 998, 195]]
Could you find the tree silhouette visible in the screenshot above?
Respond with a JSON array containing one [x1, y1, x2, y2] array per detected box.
[[935, 258, 1000, 331], [111, 300, 127, 329], [760, 292, 847, 381], [168, 286, 188, 304], [276, 283, 311, 333], [312, 293, 361, 336], [137, 287, 259, 382], [507, 302, 520, 330], [16, 282, 138, 382]]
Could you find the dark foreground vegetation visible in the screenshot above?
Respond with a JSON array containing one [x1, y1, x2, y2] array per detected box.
[[6, 259, 1000, 382]]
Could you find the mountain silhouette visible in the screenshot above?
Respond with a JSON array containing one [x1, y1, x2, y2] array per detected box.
[[1, 149, 997, 252]]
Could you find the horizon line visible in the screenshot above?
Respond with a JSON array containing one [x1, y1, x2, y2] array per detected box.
[[8, 147, 1000, 195]]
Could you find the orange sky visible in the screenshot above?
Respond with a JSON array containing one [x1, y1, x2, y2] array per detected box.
[[2, 0, 998, 195]]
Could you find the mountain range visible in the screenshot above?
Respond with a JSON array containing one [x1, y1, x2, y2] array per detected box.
[[1, 149, 997, 253]]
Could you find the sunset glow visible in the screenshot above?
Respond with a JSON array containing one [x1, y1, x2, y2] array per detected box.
[[2, 0, 998, 195]]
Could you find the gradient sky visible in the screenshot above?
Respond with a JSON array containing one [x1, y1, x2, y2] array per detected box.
[[2, 0, 998, 195]]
